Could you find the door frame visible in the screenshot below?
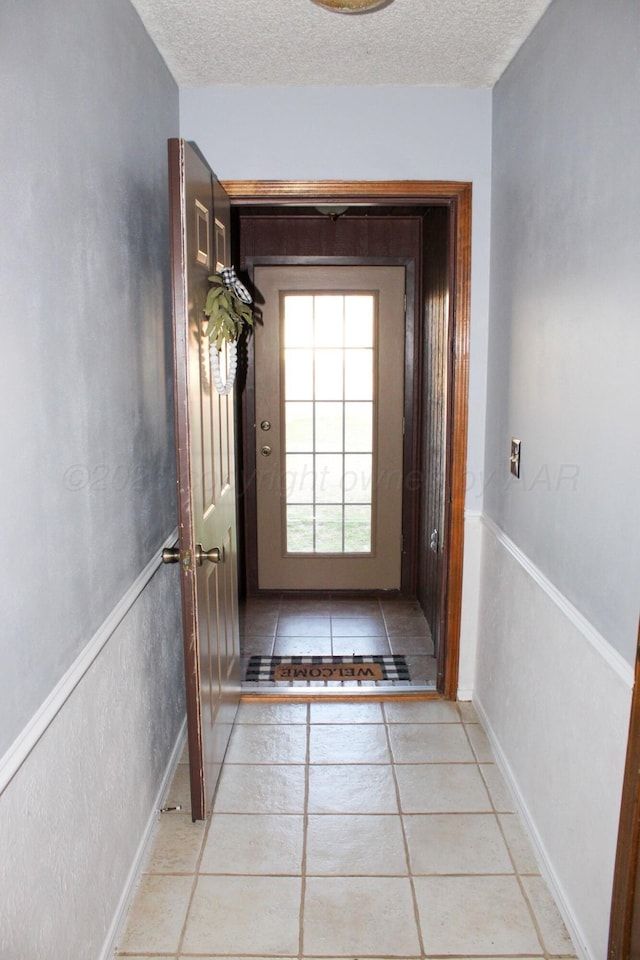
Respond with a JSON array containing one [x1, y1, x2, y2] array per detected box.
[[609, 623, 640, 958], [223, 180, 471, 700]]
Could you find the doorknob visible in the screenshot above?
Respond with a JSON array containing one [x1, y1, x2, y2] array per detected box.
[[196, 544, 222, 565], [162, 545, 180, 564]]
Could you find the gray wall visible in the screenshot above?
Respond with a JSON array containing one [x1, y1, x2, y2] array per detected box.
[[486, 0, 640, 664], [0, 0, 183, 955], [476, 1, 640, 955], [0, 0, 179, 750]]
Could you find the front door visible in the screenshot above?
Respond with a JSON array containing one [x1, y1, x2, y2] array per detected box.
[[167, 139, 240, 820], [254, 264, 406, 591]]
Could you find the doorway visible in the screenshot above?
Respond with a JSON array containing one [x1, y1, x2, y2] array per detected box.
[[225, 181, 471, 699]]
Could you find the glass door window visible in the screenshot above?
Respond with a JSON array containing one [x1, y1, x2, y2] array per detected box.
[[283, 293, 376, 554]]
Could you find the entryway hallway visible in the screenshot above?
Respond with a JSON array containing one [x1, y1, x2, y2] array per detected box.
[[240, 597, 438, 691], [115, 699, 577, 958]]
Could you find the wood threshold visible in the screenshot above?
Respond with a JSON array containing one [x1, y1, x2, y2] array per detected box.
[[240, 691, 442, 703], [224, 179, 472, 702]]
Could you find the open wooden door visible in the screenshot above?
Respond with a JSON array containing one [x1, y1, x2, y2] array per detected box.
[[166, 139, 240, 821]]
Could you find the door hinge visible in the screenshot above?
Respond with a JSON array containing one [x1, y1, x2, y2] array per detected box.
[[404, 293, 407, 314], [402, 416, 405, 436]]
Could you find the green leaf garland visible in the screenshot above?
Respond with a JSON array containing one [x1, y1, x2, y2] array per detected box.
[[203, 273, 254, 351]]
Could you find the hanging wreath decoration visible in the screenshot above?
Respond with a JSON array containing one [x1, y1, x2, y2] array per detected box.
[[203, 267, 254, 395]]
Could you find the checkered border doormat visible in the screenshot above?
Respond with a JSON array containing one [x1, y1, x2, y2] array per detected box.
[[245, 654, 410, 683]]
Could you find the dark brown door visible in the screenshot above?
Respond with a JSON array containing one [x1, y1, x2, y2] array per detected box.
[[417, 207, 451, 683], [168, 139, 241, 821]]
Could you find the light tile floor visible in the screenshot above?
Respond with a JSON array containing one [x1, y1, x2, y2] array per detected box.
[[116, 699, 577, 959], [240, 597, 437, 689]]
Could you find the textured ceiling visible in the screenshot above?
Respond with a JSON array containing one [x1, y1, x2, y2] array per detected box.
[[130, 0, 553, 88]]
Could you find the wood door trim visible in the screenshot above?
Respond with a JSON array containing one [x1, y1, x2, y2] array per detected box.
[[243, 254, 417, 596], [223, 180, 469, 205], [224, 180, 472, 701], [609, 623, 640, 959]]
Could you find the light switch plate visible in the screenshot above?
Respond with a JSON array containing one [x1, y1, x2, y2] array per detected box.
[[510, 438, 521, 478]]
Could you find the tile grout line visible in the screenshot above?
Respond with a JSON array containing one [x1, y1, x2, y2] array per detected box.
[[383, 700, 427, 959], [298, 703, 311, 959], [173, 781, 217, 958], [460, 715, 550, 960]]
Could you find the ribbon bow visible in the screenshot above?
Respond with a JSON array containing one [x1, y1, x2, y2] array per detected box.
[[220, 266, 252, 305]]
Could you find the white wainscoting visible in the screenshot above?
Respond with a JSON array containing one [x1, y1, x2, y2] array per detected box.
[[0, 539, 185, 960], [458, 509, 483, 700], [474, 516, 633, 960]]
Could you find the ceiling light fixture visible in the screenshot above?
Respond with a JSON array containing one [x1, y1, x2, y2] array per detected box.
[[310, 0, 394, 13]]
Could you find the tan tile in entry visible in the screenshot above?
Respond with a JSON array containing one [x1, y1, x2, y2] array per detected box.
[[330, 616, 386, 636], [225, 723, 307, 764], [465, 721, 495, 761], [182, 875, 301, 955], [303, 876, 421, 957], [235, 701, 308, 724], [309, 700, 384, 723], [331, 635, 391, 655], [200, 813, 303, 875], [404, 813, 513, 874], [213, 763, 306, 813], [117, 874, 192, 954], [499, 812, 540, 873], [145, 812, 206, 874], [384, 699, 460, 724], [521, 874, 576, 955], [277, 614, 331, 636], [164, 762, 192, 814], [309, 722, 390, 764], [330, 599, 383, 616], [306, 814, 408, 875], [273, 636, 333, 656], [415, 875, 542, 956], [308, 764, 399, 814], [457, 699, 480, 723], [480, 762, 516, 812], [389, 722, 475, 762], [396, 762, 492, 813]]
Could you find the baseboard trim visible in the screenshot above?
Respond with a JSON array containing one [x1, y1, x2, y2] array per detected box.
[[98, 717, 187, 960], [474, 694, 590, 960], [481, 515, 633, 687], [0, 528, 179, 795]]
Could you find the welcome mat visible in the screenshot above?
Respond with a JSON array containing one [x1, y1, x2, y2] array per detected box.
[[246, 655, 410, 683]]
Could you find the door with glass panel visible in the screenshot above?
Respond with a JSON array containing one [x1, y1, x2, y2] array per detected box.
[[254, 265, 406, 590]]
